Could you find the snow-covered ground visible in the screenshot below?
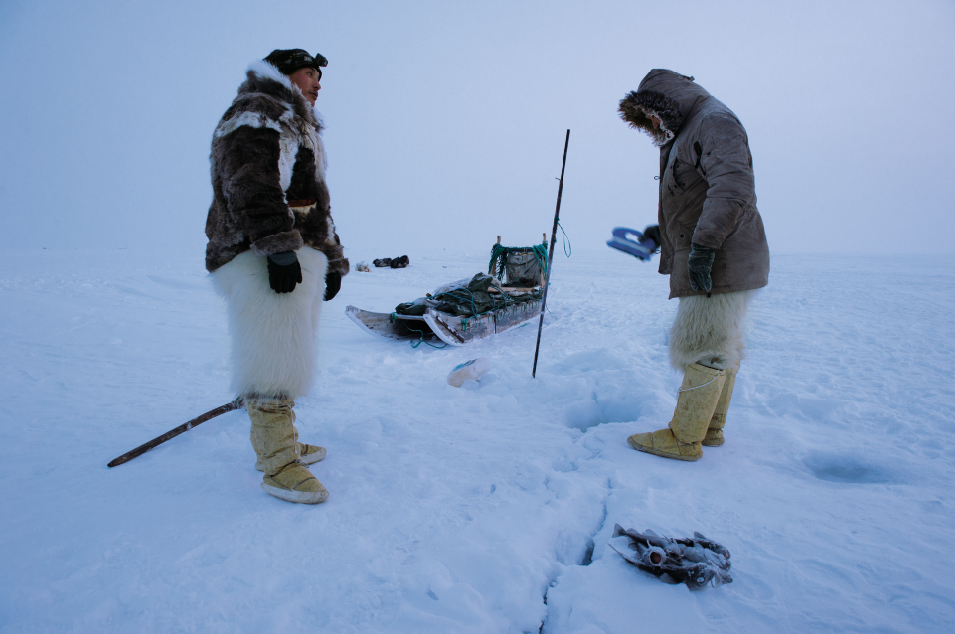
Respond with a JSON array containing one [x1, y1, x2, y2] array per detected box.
[[1, 247, 953, 633]]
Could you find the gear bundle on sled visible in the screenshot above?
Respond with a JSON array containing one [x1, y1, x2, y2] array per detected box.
[[607, 523, 732, 590], [347, 237, 548, 346]]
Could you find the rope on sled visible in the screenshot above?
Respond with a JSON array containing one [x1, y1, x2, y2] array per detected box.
[[407, 326, 448, 349], [394, 283, 522, 348], [391, 312, 449, 349], [488, 242, 550, 282], [430, 285, 518, 323]]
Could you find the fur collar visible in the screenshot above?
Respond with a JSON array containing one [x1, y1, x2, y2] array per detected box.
[[619, 90, 682, 147], [240, 60, 321, 130], [620, 70, 712, 147]]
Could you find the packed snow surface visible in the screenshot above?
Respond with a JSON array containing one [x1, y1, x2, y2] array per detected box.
[[1, 247, 954, 633]]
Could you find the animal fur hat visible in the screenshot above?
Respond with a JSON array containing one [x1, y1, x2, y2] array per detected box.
[[264, 49, 328, 77]]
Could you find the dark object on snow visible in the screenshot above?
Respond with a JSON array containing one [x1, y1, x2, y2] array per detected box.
[[687, 243, 716, 292], [107, 398, 244, 468], [267, 251, 302, 293], [373, 256, 410, 268], [608, 523, 732, 590], [607, 227, 659, 261], [324, 270, 341, 301]]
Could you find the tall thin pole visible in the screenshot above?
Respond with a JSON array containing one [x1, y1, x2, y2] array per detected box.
[[533, 129, 570, 378]]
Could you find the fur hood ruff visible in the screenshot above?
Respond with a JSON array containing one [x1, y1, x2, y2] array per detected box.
[[618, 70, 710, 146]]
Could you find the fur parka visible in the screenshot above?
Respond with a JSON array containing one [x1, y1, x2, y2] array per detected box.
[[204, 60, 348, 276], [620, 70, 769, 299]]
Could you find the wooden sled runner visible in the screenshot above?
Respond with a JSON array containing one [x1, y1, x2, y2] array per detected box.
[[346, 297, 542, 346]]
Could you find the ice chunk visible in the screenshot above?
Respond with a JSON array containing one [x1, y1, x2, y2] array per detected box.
[[447, 357, 490, 387]]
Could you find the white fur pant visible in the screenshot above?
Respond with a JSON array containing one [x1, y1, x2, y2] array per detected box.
[[668, 290, 756, 372], [211, 247, 328, 399]]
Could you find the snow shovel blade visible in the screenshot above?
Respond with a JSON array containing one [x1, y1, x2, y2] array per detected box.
[[607, 227, 657, 261]]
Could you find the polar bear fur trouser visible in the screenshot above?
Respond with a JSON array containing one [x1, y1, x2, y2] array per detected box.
[[668, 290, 756, 372], [211, 247, 328, 400]]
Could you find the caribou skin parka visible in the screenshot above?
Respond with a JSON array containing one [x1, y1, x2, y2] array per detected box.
[[204, 59, 348, 277]]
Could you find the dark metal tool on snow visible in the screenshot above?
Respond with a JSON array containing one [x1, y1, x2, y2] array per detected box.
[[107, 398, 244, 468], [532, 129, 570, 378]]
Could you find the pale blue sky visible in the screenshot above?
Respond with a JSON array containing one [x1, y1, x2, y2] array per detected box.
[[1, 0, 953, 256]]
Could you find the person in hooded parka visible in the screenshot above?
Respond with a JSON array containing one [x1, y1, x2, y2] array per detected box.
[[204, 49, 349, 503], [619, 70, 769, 461]]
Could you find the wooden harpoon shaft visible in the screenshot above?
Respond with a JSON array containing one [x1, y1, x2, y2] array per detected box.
[[107, 397, 244, 468]]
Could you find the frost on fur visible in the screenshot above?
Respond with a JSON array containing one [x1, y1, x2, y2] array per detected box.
[[669, 290, 755, 372], [619, 89, 683, 147]]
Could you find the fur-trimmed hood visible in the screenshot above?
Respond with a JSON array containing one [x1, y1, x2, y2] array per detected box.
[[619, 70, 711, 146]]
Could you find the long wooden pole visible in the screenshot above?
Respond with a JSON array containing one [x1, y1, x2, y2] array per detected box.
[[107, 398, 244, 467], [533, 129, 570, 378]]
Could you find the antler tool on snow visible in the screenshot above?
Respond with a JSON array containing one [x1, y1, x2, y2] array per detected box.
[[533, 129, 570, 378], [107, 398, 244, 468]]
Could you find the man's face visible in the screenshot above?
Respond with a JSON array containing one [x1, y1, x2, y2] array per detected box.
[[288, 67, 321, 104], [648, 114, 662, 130]]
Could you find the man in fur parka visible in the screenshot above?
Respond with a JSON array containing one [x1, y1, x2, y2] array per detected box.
[[619, 70, 769, 461], [205, 49, 348, 504]]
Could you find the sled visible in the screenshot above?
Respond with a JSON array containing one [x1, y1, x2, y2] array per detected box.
[[607, 227, 657, 261], [347, 236, 548, 347], [346, 295, 542, 347]]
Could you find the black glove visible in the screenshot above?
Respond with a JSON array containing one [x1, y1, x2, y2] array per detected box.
[[688, 243, 716, 292], [323, 270, 341, 301], [266, 251, 302, 294], [642, 225, 662, 253]]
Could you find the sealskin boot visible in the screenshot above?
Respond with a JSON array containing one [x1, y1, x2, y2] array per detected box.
[[253, 403, 327, 471], [628, 363, 726, 461], [262, 461, 329, 505], [248, 399, 329, 504], [703, 361, 739, 447], [255, 442, 326, 471]]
